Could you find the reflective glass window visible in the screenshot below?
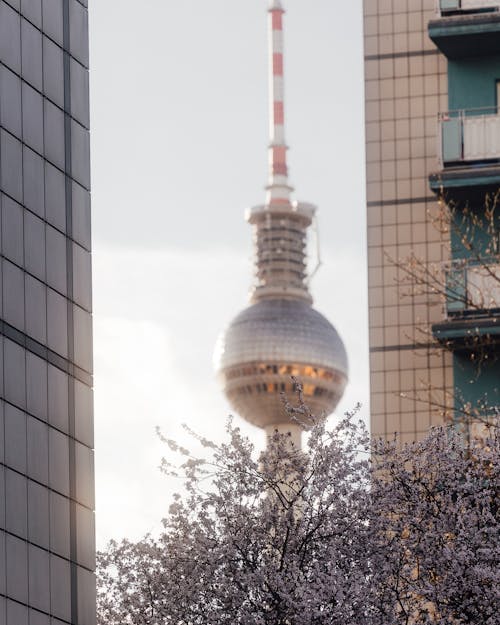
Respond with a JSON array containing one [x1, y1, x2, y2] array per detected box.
[[42, 0, 63, 47], [76, 503, 95, 570], [5, 469, 28, 538], [1, 130, 23, 202], [27, 416, 49, 484], [0, 65, 22, 136], [50, 554, 71, 621], [23, 146, 45, 218], [4, 404, 26, 473], [74, 378, 93, 447], [29, 545, 50, 612], [1, 195, 24, 265], [7, 599, 28, 625], [2, 259, 25, 331], [48, 428, 69, 495], [73, 242, 91, 310], [46, 288, 68, 357], [70, 56, 89, 128], [77, 566, 96, 625], [75, 441, 94, 508], [43, 35, 64, 107], [22, 82, 44, 154], [24, 211, 46, 281], [73, 304, 92, 371], [71, 120, 90, 189], [0, 3, 21, 73], [70, 0, 88, 67], [28, 481, 50, 548], [25, 275, 47, 345], [45, 162, 66, 231], [21, 0, 42, 27], [44, 100, 65, 170], [49, 491, 70, 558], [47, 363, 68, 432], [72, 181, 90, 249], [5, 534, 28, 600], [3, 339, 26, 409], [21, 17, 43, 91], [26, 351, 48, 420]]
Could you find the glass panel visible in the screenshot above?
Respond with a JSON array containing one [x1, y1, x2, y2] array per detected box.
[[44, 100, 65, 170], [72, 181, 91, 250], [1, 195, 24, 265], [46, 288, 68, 357], [42, 0, 63, 47], [73, 242, 91, 310], [23, 146, 45, 218], [442, 117, 463, 164], [70, 0, 89, 67], [22, 82, 44, 154], [27, 416, 49, 484], [21, 18, 43, 91], [3, 339, 26, 410], [74, 379, 93, 447], [49, 491, 70, 558], [1, 130, 23, 202], [21, 0, 42, 27], [27, 481, 50, 548], [77, 566, 96, 625], [48, 429, 69, 496], [0, 3, 21, 73], [25, 275, 47, 345], [75, 441, 94, 508], [45, 163, 66, 232], [71, 120, 91, 189], [24, 211, 46, 281], [7, 599, 28, 625], [0, 65, 21, 136], [2, 259, 25, 331], [5, 469, 28, 538], [28, 545, 50, 613], [46, 222, 66, 294], [43, 35, 64, 107], [50, 554, 71, 621], [4, 404, 27, 473], [26, 351, 48, 420], [48, 363, 68, 432], [73, 304, 92, 371], [70, 56, 90, 128], [76, 503, 95, 570]]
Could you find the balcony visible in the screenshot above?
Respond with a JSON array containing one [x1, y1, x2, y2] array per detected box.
[[438, 0, 500, 16], [432, 259, 500, 348], [444, 259, 500, 315], [429, 108, 500, 197], [429, 1, 500, 57]]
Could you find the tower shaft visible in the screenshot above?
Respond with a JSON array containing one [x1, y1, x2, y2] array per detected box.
[[248, 0, 316, 304]]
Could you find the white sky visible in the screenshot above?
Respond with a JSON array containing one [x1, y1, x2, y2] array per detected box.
[[89, 0, 367, 547]]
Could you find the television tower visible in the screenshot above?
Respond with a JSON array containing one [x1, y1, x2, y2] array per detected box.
[[214, 0, 348, 448]]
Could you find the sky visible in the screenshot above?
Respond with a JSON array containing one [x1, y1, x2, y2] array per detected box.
[[89, 0, 367, 547]]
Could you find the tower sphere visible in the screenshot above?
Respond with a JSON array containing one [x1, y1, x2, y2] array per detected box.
[[215, 299, 348, 429], [215, 1, 348, 435]]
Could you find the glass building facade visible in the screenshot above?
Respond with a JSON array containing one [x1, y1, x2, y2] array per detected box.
[[0, 0, 95, 624]]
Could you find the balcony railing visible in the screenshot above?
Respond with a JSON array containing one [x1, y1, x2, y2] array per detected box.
[[438, 107, 500, 166], [438, 0, 500, 15], [445, 259, 500, 316]]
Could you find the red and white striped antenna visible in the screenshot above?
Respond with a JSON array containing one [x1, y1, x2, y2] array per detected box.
[[267, 0, 293, 206]]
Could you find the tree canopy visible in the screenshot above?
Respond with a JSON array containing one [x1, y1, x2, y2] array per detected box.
[[97, 404, 499, 625]]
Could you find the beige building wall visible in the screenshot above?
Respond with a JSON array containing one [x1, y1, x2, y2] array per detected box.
[[364, 0, 453, 441]]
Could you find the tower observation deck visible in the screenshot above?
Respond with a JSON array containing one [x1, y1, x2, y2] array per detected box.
[[214, 0, 348, 445]]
